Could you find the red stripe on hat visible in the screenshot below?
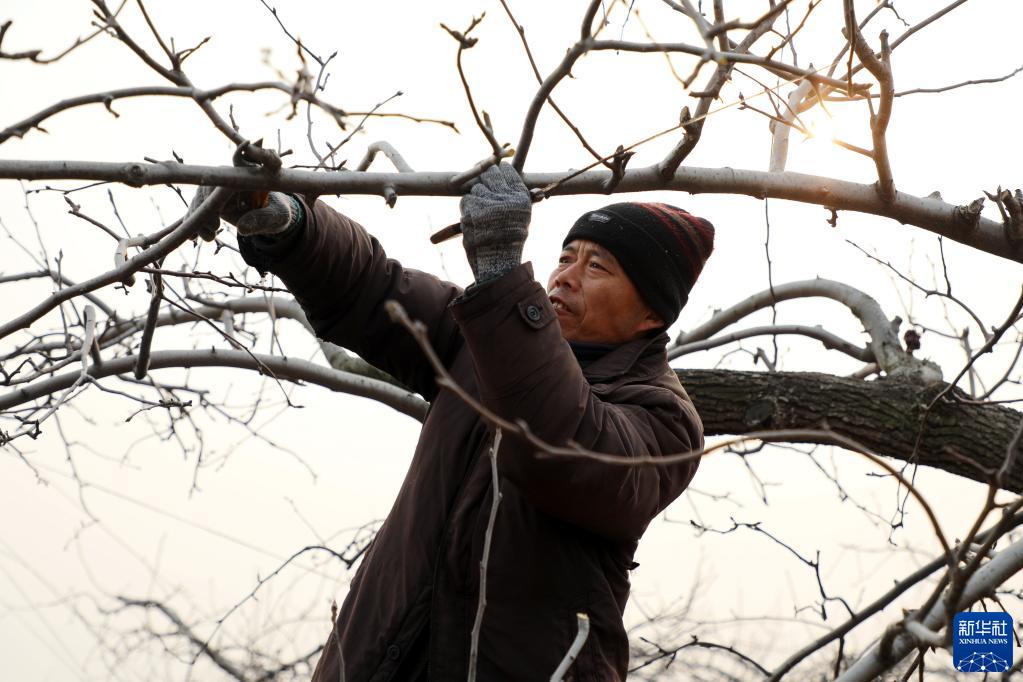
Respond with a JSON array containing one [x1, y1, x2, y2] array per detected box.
[[654, 203, 714, 263], [643, 203, 706, 278]]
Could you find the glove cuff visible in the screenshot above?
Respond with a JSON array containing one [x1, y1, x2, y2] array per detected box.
[[235, 192, 299, 235], [471, 241, 525, 283]]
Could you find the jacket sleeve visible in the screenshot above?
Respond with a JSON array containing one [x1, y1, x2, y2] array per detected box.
[[239, 196, 464, 401], [450, 263, 703, 542]]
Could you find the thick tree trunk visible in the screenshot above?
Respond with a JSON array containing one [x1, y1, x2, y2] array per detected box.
[[676, 369, 1023, 492]]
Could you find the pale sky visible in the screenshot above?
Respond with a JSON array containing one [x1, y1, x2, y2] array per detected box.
[[2, 1, 1023, 679]]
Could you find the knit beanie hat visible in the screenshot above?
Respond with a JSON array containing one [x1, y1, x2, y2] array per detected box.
[[563, 202, 714, 326]]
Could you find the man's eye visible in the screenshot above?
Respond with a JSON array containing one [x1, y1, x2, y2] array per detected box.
[[558, 256, 571, 264], [589, 261, 606, 271]]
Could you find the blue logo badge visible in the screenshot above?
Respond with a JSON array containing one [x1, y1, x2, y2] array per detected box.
[[953, 612, 1013, 672]]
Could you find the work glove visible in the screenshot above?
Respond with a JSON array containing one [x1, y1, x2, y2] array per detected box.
[[459, 164, 532, 283], [188, 187, 300, 242]]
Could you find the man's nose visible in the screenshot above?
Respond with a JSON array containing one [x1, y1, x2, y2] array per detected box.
[[554, 262, 582, 289]]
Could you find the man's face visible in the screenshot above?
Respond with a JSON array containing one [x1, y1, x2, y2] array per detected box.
[[547, 239, 663, 345]]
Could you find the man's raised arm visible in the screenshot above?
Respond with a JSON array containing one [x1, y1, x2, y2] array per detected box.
[[187, 187, 463, 400]]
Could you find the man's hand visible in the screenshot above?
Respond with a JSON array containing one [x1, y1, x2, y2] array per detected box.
[[459, 164, 531, 283], [188, 187, 299, 242]]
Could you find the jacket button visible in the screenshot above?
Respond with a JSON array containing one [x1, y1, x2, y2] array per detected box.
[[526, 304, 541, 321], [386, 644, 401, 661]]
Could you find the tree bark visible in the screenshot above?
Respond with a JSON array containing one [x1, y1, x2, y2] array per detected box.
[[677, 368, 1023, 492]]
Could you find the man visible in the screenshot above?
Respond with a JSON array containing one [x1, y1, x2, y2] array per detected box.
[[190, 164, 714, 680]]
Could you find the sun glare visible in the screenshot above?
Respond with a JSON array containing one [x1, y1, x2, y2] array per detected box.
[[807, 113, 838, 142]]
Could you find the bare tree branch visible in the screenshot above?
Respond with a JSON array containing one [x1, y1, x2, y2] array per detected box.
[[838, 528, 1023, 681], [2, 161, 1018, 264], [844, 1, 895, 201], [0, 188, 230, 343], [0, 348, 428, 421], [672, 279, 940, 380], [0, 82, 455, 145]]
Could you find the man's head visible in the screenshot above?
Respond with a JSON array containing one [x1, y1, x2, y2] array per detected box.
[[547, 202, 714, 345]]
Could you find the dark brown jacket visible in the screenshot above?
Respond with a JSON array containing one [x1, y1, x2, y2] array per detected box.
[[242, 198, 704, 681]]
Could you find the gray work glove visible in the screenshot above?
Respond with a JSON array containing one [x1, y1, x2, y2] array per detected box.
[[188, 187, 300, 242], [459, 164, 532, 283]]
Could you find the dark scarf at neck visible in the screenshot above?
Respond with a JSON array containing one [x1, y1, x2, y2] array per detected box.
[[569, 340, 619, 368]]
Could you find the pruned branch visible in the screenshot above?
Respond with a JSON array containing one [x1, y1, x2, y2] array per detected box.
[[550, 614, 591, 682], [355, 141, 414, 173]]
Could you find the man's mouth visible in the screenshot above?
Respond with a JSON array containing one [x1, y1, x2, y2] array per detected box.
[[549, 295, 572, 314]]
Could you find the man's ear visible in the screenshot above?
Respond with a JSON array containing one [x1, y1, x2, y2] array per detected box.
[[636, 310, 665, 334]]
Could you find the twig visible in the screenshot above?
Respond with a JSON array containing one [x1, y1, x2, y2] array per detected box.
[[139, 268, 290, 293], [927, 285, 1023, 410], [448, 148, 515, 188], [844, 2, 895, 201], [587, 40, 865, 92], [92, 0, 268, 150], [550, 614, 590, 681], [330, 600, 346, 682], [827, 64, 1023, 99], [512, 0, 602, 171], [468, 428, 503, 682], [768, 508, 1023, 680], [0, 1, 128, 63], [0, 306, 98, 445], [0, 82, 453, 145], [133, 260, 163, 379], [257, 0, 329, 67], [659, 7, 782, 179], [889, 0, 969, 53], [837, 521, 1023, 681], [197, 545, 356, 666], [115, 597, 248, 681], [0, 348, 428, 421], [496, 0, 611, 168], [844, 238, 988, 340], [765, 0, 822, 60], [355, 141, 414, 173], [318, 91, 403, 170], [632, 634, 770, 676], [0, 187, 232, 343], [664, 0, 715, 50], [441, 15, 503, 157], [0, 269, 117, 319]]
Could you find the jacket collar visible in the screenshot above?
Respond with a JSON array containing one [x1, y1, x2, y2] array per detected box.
[[580, 331, 669, 384]]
